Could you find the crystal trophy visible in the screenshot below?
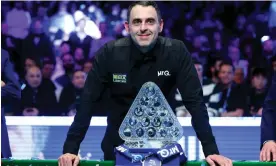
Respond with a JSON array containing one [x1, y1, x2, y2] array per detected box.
[[119, 82, 183, 149]]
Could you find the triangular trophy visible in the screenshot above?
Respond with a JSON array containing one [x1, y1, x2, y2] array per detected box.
[[119, 82, 183, 149]]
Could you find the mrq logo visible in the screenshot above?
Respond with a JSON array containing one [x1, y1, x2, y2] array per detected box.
[[157, 145, 180, 158]]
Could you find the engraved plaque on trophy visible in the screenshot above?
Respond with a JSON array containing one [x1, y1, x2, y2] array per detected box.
[[119, 82, 183, 149]]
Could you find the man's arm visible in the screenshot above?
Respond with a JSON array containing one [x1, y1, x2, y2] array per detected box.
[[1, 50, 21, 105], [63, 44, 110, 155], [261, 73, 276, 146], [176, 41, 219, 157]]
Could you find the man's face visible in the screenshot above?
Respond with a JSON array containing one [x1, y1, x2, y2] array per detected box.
[[252, 75, 267, 90], [213, 32, 221, 41], [228, 46, 240, 62], [219, 65, 234, 85], [99, 22, 108, 35], [72, 71, 86, 89], [124, 5, 163, 47], [37, 6, 46, 17], [263, 39, 273, 52], [234, 68, 244, 84], [272, 61, 276, 72], [83, 62, 93, 73], [1, 23, 8, 35], [74, 48, 84, 60], [62, 54, 74, 66], [193, 36, 201, 49], [194, 64, 203, 81], [34, 20, 43, 34], [60, 43, 70, 55], [42, 64, 54, 79], [237, 15, 246, 28], [184, 25, 194, 37], [26, 67, 42, 88], [25, 58, 36, 71]]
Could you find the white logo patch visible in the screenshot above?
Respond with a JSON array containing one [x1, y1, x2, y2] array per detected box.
[[157, 70, 170, 76]]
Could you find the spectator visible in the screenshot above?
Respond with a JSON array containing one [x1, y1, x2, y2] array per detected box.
[[49, 1, 75, 40], [258, 38, 275, 76], [89, 22, 115, 58], [200, 9, 216, 29], [59, 41, 71, 56], [234, 67, 245, 85], [55, 53, 75, 88], [69, 12, 94, 58], [41, 60, 56, 94], [42, 60, 55, 80], [248, 68, 268, 116], [1, 22, 9, 50], [21, 66, 58, 116], [208, 61, 248, 117], [83, 59, 93, 73], [73, 48, 85, 71], [6, 1, 31, 39], [182, 24, 194, 51], [271, 56, 276, 72], [24, 58, 37, 73], [208, 57, 222, 84], [22, 19, 56, 67], [211, 30, 223, 55], [262, 38, 275, 60], [58, 70, 86, 116], [171, 59, 216, 117], [227, 45, 249, 78], [32, 4, 50, 36], [234, 14, 246, 36]]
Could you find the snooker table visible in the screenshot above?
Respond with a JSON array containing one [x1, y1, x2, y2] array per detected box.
[[1, 160, 276, 166]]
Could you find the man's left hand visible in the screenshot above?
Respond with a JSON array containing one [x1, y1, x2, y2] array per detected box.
[[206, 154, 233, 166]]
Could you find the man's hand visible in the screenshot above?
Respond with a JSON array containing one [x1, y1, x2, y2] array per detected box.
[[206, 154, 232, 166], [58, 153, 80, 166], [1, 81, 5, 87], [260, 141, 276, 161]]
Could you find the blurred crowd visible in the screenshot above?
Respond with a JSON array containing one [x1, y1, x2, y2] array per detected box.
[[1, 1, 276, 117]]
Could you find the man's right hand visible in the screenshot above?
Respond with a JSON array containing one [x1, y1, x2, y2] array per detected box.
[[260, 141, 276, 161], [58, 153, 80, 166]]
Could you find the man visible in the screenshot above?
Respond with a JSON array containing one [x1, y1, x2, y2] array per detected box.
[[248, 68, 268, 117], [59, 70, 87, 116], [208, 62, 247, 117], [1, 49, 21, 158], [172, 59, 216, 117], [260, 72, 276, 161], [58, 2, 232, 166], [21, 66, 58, 116]]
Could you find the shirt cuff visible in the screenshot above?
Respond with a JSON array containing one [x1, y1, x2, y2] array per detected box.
[[263, 140, 275, 145]]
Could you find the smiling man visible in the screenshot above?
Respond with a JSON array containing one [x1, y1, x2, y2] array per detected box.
[[58, 1, 232, 166]]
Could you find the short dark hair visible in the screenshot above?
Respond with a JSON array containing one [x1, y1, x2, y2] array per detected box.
[[252, 68, 267, 78], [192, 58, 202, 66], [127, 1, 162, 23], [219, 61, 235, 72]]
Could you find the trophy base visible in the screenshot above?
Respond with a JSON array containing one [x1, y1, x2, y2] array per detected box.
[[115, 147, 181, 166], [124, 141, 172, 149]]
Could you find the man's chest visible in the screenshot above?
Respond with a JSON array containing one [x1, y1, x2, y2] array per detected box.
[[108, 58, 177, 97]]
